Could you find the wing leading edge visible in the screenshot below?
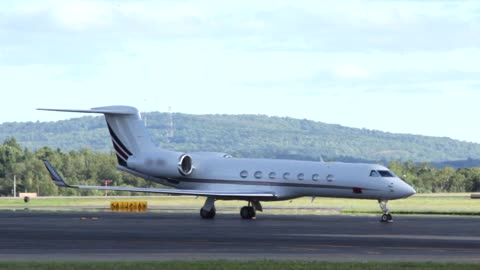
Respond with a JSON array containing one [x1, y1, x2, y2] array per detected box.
[[43, 160, 276, 198]]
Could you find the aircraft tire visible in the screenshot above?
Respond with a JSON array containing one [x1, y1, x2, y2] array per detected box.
[[200, 208, 216, 219], [248, 206, 256, 218], [240, 207, 249, 219], [240, 206, 255, 219], [380, 214, 392, 223]]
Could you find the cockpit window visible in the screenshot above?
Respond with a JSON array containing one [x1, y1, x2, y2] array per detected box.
[[378, 170, 395, 177], [370, 170, 380, 177]]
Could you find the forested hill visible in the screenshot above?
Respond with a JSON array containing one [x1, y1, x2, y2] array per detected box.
[[1, 112, 479, 163]]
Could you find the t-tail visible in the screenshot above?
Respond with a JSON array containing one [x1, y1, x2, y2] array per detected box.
[[37, 106, 156, 166]]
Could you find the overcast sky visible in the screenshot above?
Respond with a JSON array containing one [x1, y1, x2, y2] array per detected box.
[[1, 0, 479, 142]]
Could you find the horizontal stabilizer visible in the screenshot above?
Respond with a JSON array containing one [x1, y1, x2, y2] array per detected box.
[[42, 160, 276, 198], [37, 106, 138, 115]]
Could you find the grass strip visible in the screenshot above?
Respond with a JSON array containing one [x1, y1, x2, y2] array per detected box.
[[341, 210, 480, 216], [1, 194, 480, 216], [0, 261, 478, 270]]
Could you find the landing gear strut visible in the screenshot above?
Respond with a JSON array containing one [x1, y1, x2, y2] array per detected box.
[[240, 201, 262, 219], [200, 197, 216, 219], [378, 200, 393, 223]]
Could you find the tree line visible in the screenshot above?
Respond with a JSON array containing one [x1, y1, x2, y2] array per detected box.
[[0, 137, 480, 196], [3, 112, 480, 163], [0, 138, 160, 197]]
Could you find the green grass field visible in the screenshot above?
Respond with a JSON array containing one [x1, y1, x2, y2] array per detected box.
[[1, 194, 479, 216], [0, 261, 477, 270]]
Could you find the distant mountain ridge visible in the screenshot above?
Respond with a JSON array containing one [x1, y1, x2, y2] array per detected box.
[[1, 112, 480, 164]]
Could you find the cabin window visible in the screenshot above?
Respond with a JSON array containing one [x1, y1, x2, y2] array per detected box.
[[269, 172, 276, 179], [254, 171, 263, 179], [297, 173, 304, 181], [378, 170, 395, 177], [240, 170, 248, 178], [326, 174, 335, 182], [370, 170, 380, 177], [312, 174, 320, 181], [283, 172, 290, 180]]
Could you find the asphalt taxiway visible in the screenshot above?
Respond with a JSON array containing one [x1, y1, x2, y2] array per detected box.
[[0, 210, 479, 262]]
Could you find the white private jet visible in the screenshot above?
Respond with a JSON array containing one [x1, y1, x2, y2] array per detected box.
[[39, 106, 416, 222]]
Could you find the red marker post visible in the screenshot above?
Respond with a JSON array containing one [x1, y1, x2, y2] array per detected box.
[[101, 180, 112, 196]]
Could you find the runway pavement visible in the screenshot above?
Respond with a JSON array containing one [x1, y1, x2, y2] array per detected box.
[[0, 210, 479, 262]]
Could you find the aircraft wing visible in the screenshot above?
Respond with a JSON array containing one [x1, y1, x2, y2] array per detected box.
[[43, 160, 276, 198]]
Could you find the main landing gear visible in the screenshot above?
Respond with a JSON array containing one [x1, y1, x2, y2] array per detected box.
[[199, 197, 263, 220], [240, 206, 255, 219], [378, 200, 393, 223], [200, 207, 216, 219], [240, 201, 262, 220], [200, 197, 216, 219]]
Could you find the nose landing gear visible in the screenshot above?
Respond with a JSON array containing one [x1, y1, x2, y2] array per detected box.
[[378, 200, 393, 223]]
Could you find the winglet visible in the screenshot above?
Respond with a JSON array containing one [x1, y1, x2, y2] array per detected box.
[[43, 160, 71, 187]]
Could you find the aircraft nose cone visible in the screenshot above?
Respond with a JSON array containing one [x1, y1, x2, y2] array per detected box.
[[401, 182, 416, 198], [407, 185, 416, 196]]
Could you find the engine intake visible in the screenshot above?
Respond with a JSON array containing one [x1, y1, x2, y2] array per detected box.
[[178, 154, 193, 176]]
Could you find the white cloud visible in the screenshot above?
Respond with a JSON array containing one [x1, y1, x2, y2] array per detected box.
[[1, 0, 479, 55], [117, 2, 206, 23], [51, 1, 114, 31], [333, 64, 370, 80]]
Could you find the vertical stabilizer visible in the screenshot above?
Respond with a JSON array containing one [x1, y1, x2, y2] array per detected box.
[[38, 106, 157, 166], [97, 106, 158, 165]]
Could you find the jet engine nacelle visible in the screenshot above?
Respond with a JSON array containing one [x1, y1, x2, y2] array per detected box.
[[127, 151, 194, 178]]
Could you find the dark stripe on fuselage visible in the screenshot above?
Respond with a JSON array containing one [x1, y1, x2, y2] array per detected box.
[[112, 140, 128, 160], [164, 177, 378, 191], [116, 154, 127, 167], [107, 123, 132, 156]]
